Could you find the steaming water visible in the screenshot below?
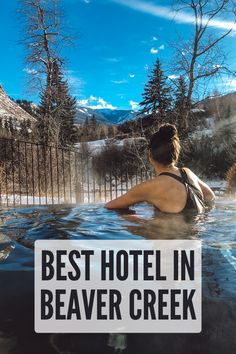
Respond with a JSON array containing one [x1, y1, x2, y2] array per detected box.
[[0, 200, 236, 354]]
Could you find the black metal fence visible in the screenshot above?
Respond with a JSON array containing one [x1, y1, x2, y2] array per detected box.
[[0, 138, 80, 206], [0, 138, 225, 206], [0, 138, 153, 206]]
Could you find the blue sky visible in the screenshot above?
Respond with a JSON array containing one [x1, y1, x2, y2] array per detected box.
[[0, 0, 235, 110]]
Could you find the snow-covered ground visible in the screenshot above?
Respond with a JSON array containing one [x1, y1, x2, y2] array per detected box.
[[0, 178, 227, 206], [0, 194, 76, 205], [76, 137, 146, 155], [206, 180, 226, 189], [206, 180, 226, 196]]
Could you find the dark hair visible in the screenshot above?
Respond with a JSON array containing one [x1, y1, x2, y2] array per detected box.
[[149, 124, 180, 166]]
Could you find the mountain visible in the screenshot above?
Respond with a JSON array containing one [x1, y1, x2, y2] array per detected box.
[[198, 91, 236, 119], [0, 85, 36, 124], [97, 109, 139, 124], [14, 99, 38, 118], [75, 106, 139, 125], [76, 107, 106, 124], [0, 85, 137, 127]]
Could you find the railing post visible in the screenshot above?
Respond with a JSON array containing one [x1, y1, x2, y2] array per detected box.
[[75, 151, 83, 204]]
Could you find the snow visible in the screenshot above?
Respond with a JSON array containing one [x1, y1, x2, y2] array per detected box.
[[0, 178, 226, 206], [191, 129, 213, 138], [0, 194, 76, 205], [76, 137, 146, 154], [78, 108, 91, 114], [0, 85, 36, 123], [205, 117, 215, 129], [191, 108, 205, 113], [206, 180, 226, 189], [190, 116, 215, 138]]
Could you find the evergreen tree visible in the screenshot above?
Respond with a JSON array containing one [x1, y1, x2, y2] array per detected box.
[[0, 119, 3, 136], [225, 105, 231, 119], [4, 120, 9, 132], [173, 76, 189, 130], [59, 94, 78, 146], [83, 117, 89, 140], [90, 115, 97, 129], [37, 85, 52, 145], [15, 99, 38, 118], [8, 119, 15, 136], [37, 60, 78, 147], [100, 127, 106, 140], [108, 125, 114, 138], [19, 119, 31, 140], [89, 115, 98, 140], [139, 59, 172, 120]]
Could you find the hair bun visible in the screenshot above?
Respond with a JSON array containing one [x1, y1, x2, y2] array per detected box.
[[158, 124, 178, 141]]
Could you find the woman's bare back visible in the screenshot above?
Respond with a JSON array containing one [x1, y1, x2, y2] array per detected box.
[[105, 167, 214, 213]]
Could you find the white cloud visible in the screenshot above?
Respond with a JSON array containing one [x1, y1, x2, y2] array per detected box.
[[78, 95, 117, 110], [224, 79, 236, 90], [129, 100, 139, 111], [89, 95, 96, 100], [64, 70, 84, 91], [111, 79, 128, 84], [152, 36, 158, 41], [117, 93, 125, 99], [79, 99, 89, 105], [150, 47, 158, 54], [129, 73, 135, 78], [112, 0, 236, 31], [23, 67, 37, 75], [144, 64, 149, 71], [168, 74, 179, 80], [67, 75, 83, 88], [159, 44, 165, 50], [83, 0, 90, 3], [105, 57, 121, 63]]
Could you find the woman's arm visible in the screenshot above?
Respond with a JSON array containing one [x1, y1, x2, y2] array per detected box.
[[197, 179, 216, 202], [184, 168, 215, 202], [105, 181, 151, 209]]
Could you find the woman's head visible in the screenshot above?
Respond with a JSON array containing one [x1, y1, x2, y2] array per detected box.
[[149, 124, 180, 166]]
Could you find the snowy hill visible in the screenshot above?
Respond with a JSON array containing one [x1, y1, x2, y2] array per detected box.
[[199, 91, 236, 117], [76, 137, 146, 155], [0, 85, 137, 127], [98, 109, 139, 124], [75, 106, 139, 125], [0, 85, 36, 123]]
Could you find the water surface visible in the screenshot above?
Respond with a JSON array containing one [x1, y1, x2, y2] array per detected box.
[[0, 201, 236, 353]]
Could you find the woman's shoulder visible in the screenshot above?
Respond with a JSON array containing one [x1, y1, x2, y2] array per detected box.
[[137, 177, 166, 194], [181, 166, 192, 173], [182, 167, 198, 180], [181, 167, 203, 189]]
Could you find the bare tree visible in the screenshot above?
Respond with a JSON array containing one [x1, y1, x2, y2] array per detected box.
[[171, 0, 236, 129], [18, 0, 73, 91], [18, 0, 76, 145]]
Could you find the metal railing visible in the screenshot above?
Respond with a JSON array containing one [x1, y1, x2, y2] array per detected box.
[[0, 138, 225, 206], [81, 155, 153, 203], [0, 138, 82, 206], [0, 138, 153, 206]]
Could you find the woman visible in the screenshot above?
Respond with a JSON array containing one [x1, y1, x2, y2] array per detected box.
[[105, 124, 215, 213]]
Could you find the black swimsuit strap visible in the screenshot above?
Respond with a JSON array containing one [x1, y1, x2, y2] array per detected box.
[[158, 172, 185, 185], [159, 169, 205, 211], [179, 169, 204, 196], [159, 169, 201, 194]]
